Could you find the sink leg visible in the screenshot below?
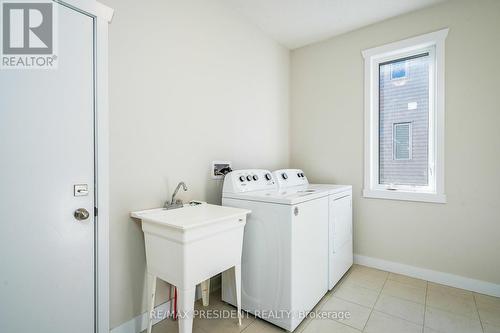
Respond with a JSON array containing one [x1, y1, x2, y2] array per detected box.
[[177, 286, 196, 333], [146, 274, 157, 333], [201, 279, 210, 306], [234, 263, 242, 326]]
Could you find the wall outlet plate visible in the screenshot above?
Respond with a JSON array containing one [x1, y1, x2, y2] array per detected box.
[[211, 161, 231, 180]]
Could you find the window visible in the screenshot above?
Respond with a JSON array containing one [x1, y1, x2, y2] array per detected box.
[[363, 29, 448, 203]]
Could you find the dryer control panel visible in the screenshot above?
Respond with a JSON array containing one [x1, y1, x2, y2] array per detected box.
[[273, 169, 309, 189], [223, 169, 277, 193]]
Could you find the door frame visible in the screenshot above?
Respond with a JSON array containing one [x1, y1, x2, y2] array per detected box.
[[53, 1, 113, 333]]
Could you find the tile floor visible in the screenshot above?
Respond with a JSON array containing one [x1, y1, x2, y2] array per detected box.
[[148, 265, 500, 333]]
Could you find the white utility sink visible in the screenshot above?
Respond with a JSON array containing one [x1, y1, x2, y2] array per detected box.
[[131, 203, 250, 333]]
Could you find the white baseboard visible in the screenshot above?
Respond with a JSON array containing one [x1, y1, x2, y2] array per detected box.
[[354, 254, 500, 297], [110, 300, 172, 333], [111, 281, 222, 333]]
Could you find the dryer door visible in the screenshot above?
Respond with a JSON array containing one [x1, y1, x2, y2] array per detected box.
[[331, 195, 352, 252], [329, 194, 353, 289]]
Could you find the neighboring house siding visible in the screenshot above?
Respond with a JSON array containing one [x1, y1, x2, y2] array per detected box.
[[379, 55, 429, 186]]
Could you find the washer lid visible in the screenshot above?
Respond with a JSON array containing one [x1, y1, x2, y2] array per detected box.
[[222, 187, 329, 205]]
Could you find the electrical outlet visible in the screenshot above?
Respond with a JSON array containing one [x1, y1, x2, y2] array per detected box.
[[211, 161, 232, 180]]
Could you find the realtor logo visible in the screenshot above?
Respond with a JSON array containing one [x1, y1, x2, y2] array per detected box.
[[1, 0, 57, 69]]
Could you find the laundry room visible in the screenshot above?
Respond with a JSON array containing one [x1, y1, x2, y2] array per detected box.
[[0, 1, 499, 333]]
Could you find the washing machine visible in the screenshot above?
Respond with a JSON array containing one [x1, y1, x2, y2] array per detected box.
[[221, 169, 329, 332], [273, 169, 353, 290]]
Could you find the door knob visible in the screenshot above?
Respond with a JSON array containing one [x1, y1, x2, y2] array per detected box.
[[74, 208, 90, 221]]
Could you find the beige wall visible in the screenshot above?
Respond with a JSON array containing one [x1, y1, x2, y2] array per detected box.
[[100, 0, 289, 328], [291, 0, 500, 285]]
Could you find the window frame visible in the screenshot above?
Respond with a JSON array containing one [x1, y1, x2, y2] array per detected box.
[[362, 29, 448, 203]]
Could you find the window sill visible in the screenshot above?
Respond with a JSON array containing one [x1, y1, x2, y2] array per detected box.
[[363, 189, 447, 204]]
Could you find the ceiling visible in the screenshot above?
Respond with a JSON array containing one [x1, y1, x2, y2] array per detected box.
[[218, 0, 446, 49]]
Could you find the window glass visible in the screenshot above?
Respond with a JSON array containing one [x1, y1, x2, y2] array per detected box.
[[379, 54, 430, 186]]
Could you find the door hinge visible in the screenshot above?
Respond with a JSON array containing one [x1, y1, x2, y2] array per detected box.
[[94, 207, 98, 217]]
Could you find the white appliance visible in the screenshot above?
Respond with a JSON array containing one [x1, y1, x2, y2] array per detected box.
[[221, 169, 329, 332], [273, 169, 353, 290]]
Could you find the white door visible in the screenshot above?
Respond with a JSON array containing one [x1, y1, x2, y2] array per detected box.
[[0, 4, 95, 333]]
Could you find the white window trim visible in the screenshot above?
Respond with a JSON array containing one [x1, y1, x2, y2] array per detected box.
[[362, 29, 448, 204]]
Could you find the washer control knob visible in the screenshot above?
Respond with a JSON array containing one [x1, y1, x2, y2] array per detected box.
[[253, 175, 259, 181], [265, 173, 272, 181], [246, 175, 253, 181], [239, 176, 245, 182], [282, 173, 288, 180]]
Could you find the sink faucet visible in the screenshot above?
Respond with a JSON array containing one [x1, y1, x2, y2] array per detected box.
[[164, 181, 188, 210]]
